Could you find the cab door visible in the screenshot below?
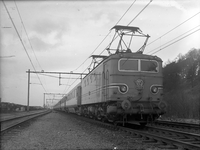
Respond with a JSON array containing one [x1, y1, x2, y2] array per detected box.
[[102, 62, 109, 101]]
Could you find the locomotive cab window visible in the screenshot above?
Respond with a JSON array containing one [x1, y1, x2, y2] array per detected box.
[[119, 58, 159, 73], [141, 60, 158, 73], [119, 59, 138, 71]]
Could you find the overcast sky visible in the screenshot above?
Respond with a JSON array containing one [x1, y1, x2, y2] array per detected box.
[[1, 0, 200, 107]]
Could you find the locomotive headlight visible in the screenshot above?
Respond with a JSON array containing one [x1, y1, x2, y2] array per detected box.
[[151, 86, 158, 94], [119, 85, 128, 93]]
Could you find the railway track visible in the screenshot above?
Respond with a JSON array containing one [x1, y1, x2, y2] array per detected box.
[[143, 125, 200, 149], [62, 112, 200, 150], [153, 120, 200, 131], [1, 110, 51, 134]]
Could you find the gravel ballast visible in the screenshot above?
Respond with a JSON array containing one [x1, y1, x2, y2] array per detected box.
[[1, 111, 159, 150]]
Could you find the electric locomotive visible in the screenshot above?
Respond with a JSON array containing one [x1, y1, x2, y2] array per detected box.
[[54, 25, 167, 126]]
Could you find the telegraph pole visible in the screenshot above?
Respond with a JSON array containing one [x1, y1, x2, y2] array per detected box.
[[27, 69, 30, 112]]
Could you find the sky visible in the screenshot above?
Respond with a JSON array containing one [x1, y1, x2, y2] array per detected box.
[[1, 0, 200, 107]]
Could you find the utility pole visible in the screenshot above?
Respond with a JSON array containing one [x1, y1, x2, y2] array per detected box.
[[27, 69, 30, 112], [26, 70, 86, 110]]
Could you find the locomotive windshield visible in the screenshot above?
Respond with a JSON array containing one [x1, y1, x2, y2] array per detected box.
[[119, 59, 139, 71], [141, 60, 158, 72], [119, 59, 158, 73]]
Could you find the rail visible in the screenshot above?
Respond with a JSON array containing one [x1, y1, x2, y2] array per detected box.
[[1, 110, 51, 133], [59, 112, 200, 150], [154, 120, 200, 130]]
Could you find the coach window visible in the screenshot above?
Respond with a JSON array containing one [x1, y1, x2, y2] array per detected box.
[[141, 60, 158, 73], [119, 59, 139, 71]]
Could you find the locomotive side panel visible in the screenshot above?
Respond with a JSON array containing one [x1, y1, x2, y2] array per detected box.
[[103, 58, 116, 102], [81, 64, 104, 105]]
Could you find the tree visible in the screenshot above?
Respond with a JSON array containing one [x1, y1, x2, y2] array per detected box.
[[163, 60, 181, 91], [185, 48, 200, 87]]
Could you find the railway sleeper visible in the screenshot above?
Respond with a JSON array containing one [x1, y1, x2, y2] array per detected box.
[[181, 138, 198, 142], [158, 144, 178, 149], [142, 139, 158, 143], [191, 141, 200, 144]]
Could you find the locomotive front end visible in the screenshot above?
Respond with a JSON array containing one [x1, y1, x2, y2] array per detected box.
[[106, 53, 167, 125]]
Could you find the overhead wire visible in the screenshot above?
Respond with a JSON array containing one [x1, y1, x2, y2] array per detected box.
[[14, 0, 48, 90], [147, 25, 200, 54], [14, 0, 43, 71], [64, 78, 79, 93], [115, 0, 137, 25], [38, 73, 78, 79], [99, 0, 153, 55], [65, 0, 138, 94], [127, 0, 153, 26], [72, 32, 111, 72], [146, 11, 200, 48], [72, 0, 137, 72], [2, 0, 47, 92], [63, 74, 72, 93], [150, 28, 200, 55]]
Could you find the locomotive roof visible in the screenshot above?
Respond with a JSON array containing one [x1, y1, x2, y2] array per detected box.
[[107, 52, 162, 62]]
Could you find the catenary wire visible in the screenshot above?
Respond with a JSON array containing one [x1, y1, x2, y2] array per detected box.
[[14, 0, 48, 91], [150, 28, 200, 55], [127, 0, 153, 26], [147, 25, 200, 54], [2, 0, 47, 92], [65, 0, 138, 93], [99, 0, 153, 55], [72, 0, 137, 72], [146, 11, 200, 48], [38, 73, 78, 79], [115, 0, 137, 25], [14, 0, 43, 71]]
